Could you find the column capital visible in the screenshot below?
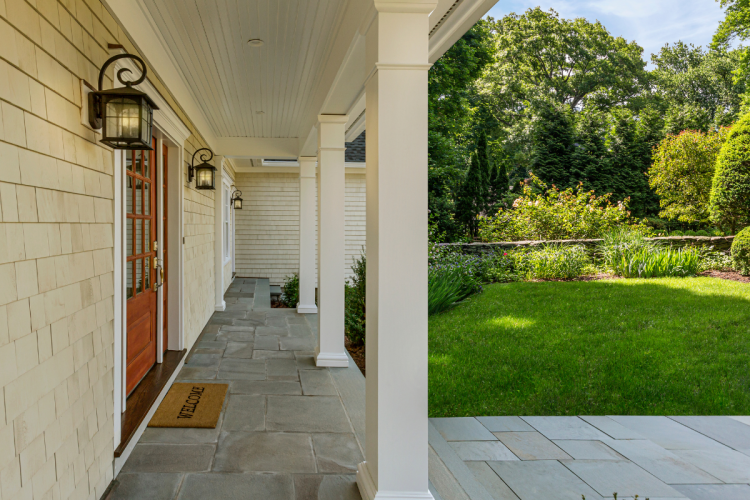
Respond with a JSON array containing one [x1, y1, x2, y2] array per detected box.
[[299, 157, 317, 178], [374, 0, 437, 14], [317, 114, 349, 124]]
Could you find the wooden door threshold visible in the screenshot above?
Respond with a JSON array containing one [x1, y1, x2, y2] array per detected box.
[[115, 349, 186, 457]]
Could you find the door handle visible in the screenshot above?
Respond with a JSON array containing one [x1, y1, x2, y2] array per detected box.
[[155, 264, 165, 289]]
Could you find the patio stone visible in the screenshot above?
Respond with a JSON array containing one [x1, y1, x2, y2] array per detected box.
[[256, 326, 288, 336], [266, 316, 289, 328], [185, 353, 221, 368], [465, 462, 519, 500], [220, 325, 257, 332], [521, 416, 610, 440], [213, 432, 316, 472], [604, 439, 721, 484], [254, 335, 280, 350], [428, 447, 475, 500], [579, 416, 645, 440], [488, 460, 603, 500], [476, 416, 534, 433], [121, 444, 215, 472], [562, 460, 685, 499], [217, 330, 255, 342], [230, 380, 302, 395], [295, 353, 325, 370], [223, 341, 255, 358], [209, 317, 235, 326], [289, 324, 314, 337], [300, 369, 337, 395], [197, 340, 228, 350], [176, 366, 217, 380], [110, 473, 183, 500], [222, 395, 265, 432], [140, 415, 224, 444], [449, 441, 518, 461], [253, 349, 295, 359], [177, 472, 294, 500], [729, 416, 750, 426], [201, 324, 221, 334], [430, 418, 498, 441], [673, 448, 750, 483], [552, 440, 623, 460], [267, 358, 299, 380], [193, 347, 224, 355], [672, 484, 750, 500], [217, 358, 266, 380], [280, 336, 317, 351], [312, 433, 363, 473], [493, 432, 571, 460], [669, 416, 750, 450], [607, 416, 726, 450], [293, 475, 361, 500], [266, 396, 350, 433]]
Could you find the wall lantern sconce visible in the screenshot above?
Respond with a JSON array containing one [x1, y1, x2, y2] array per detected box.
[[231, 188, 243, 210], [189, 148, 217, 190], [88, 54, 159, 150]]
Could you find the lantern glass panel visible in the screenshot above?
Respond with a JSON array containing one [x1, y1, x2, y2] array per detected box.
[[140, 99, 152, 145], [104, 96, 140, 141], [195, 166, 215, 189], [233, 198, 242, 210]]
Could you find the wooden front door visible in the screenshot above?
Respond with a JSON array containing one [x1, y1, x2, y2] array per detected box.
[[126, 139, 158, 395]]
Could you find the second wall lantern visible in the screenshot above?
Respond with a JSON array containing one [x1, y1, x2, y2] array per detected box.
[[88, 54, 159, 150], [190, 148, 217, 190], [231, 188, 243, 210]]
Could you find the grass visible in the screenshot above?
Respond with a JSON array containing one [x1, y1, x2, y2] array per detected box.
[[428, 277, 750, 417]]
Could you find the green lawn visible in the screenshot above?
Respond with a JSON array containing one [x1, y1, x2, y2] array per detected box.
[[428, 277, 750, 417]]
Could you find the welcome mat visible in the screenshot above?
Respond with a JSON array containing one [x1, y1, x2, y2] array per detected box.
[[148, 383, 228, 428]]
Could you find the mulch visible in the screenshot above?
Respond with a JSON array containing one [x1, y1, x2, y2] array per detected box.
[[345, 337, 365, 377], [699, 270, 750, 283]]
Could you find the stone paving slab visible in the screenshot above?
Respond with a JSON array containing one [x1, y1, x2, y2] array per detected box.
[[312, 433, 363, 473], [607, 416, 727, 450], [493, 432, 571, 460], [562, 459, 686, 499], [293, 475, 361, 500], [177, 473, 294, 500], [266, 395, 351, 433], [111, 473, 184, 500], [578, 416, 645, 440], [476, 416, 534, 433], [213, 431, 316, 473], [222, 395, 265, 432], [673, 448, 750, 483], [217, 358, 266, 380], [230, 380, 302, 395], [552, 440, 623, 460], [430, 417, 499, 441], [521, 416, 610, 440], [672, 484, 750, 500], [300, 369, 337, 396], [464, 462, 519, 500], [448, 441, 519, 461], [488, 460, 603, 500], [121, 444, 215, 473], [254, 335, 280, 350], [603, 439, 722, 484], [669, 416, 750, 451]]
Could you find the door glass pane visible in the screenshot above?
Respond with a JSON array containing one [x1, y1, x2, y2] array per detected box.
[[126, 151, 133, 171], [135, 259, 143, 294], [135, 150, 142, 175], [126, 261, 133, 299], [145, 260, 150, 290], [126, 177, 133, 214], [144, 182, 150, 215], [126, 219, 133, 257], [145, 220, 150, 252], [136, 220, 142, 255], [135, 179, 142, 214], [144, 149, 150, 178]]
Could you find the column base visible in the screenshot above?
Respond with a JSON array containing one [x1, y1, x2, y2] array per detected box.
[[297, 303, 318, 314], [357, 462, 434, 500], [315, 350, 349, 367], [214, 301, 226, 312]]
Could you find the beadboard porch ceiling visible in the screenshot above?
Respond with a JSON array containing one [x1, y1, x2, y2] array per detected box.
[[106, 0, 498, 156]]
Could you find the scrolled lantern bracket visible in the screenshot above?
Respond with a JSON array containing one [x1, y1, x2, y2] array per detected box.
[[190, 147, 217, 190], [88, 54, 159, 150]]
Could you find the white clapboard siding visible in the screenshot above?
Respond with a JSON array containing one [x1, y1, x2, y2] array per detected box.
[[234, 171, 366, 286]]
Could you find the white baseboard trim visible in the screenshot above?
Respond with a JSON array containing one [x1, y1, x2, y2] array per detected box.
[[315, 351, 349, 367], [297, 303, 318, 314], [357, 462, 434, 500], [113, 355, 186, 476], [215, 301, 226, 312]]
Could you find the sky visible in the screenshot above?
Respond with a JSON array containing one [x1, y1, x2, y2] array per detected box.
[[486, 0, 728, 64]]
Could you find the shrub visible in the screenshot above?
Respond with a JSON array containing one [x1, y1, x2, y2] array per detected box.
[[600, 227, 653, 271], [684, 230, 697, 236], [699, 248, 734, 272], [649, 128, 728, 223], [478, 174, 634, 242], [695, 230, 710, 237], [732, 227, 750, 275], [345, 254, 367, 345], [614, 246, 700, 278], [515, 245, 591, 280], [428, 267, 481, 315], [710, 114, 750, 233], [671, 230, 684, 236], [281, 273, 299, 308]]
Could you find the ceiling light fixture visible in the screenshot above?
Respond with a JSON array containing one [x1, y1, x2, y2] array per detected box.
[[247, 39, 264, 47]]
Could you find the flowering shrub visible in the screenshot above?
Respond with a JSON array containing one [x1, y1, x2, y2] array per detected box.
[[477, 174, 634, 242]]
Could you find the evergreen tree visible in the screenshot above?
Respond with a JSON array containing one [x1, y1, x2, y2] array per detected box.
[[456, 152, 488, 237], [710, 113, 750, 233], [530, 103, 575, 188], [571, 111, 612, 194]]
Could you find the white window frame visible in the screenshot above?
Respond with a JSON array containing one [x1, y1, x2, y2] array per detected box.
[[222, 176, 232, 265]]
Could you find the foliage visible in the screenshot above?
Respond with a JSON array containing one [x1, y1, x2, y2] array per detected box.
[[649, 128, 729, 223], [429, 278, 750, 416], [428, 267, 481, 316], [478, 175, 633, 242], [599, 227, 653, 269], [612, 246, 701, 278], [281, 273, 299, 308], [710, 113, 750, 233], [345, 254, 367, 346], [514, 245, 591, 280], [731, 227, 750, 274], [698, 248, 735, 272], [456, 151, 488, 237], [713, 0, 750, 84]]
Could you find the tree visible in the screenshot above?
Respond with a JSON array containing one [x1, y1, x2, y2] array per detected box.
[[713, 0, 750, 80], [529, 103, 575, 188], [649, 129, 729, 223], [710, 113, 750, 233], [456, 152, 488, 237]]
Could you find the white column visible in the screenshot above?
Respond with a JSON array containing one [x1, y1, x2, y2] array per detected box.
[[298, 156, 318, 314], [315, 115, 348, 367], [356, 2, 436, 499], [214, 156, 226, 312]]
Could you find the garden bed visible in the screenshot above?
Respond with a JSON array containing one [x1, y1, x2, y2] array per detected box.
[[699, 270, 750, 283]]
